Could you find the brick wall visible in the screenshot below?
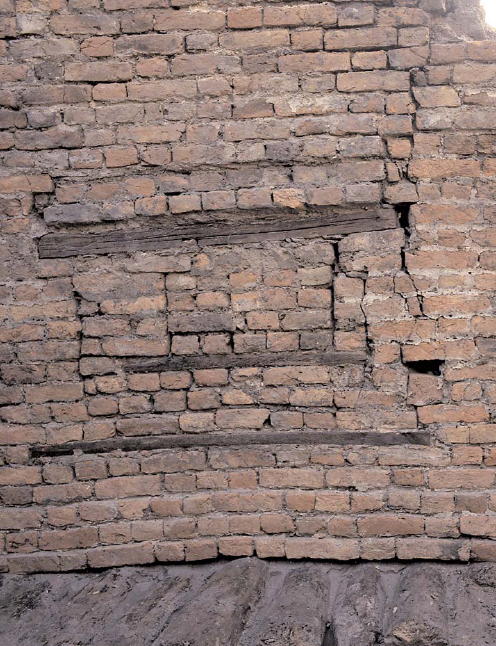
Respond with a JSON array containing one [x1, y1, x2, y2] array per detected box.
[[1, 0, 496, 573]]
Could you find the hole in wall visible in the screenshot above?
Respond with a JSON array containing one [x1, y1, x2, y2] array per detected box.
[[403, 359, 445, 376], [395, 203, 413, 236], [321, 622, 336, 646]]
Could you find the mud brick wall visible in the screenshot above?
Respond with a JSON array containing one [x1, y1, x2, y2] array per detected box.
[[1, 0, 496, 573]]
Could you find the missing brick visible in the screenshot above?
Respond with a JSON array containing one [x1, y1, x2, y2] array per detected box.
[[404, 359, 445, 376]]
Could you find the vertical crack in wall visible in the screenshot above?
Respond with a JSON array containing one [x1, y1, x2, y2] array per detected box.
[[396, 202, 425, 317], [359, 276, 374, 358]]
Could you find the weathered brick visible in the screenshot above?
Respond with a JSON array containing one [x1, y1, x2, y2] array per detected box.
[[172, 53, 240, 76], [337, 71, 410, 92], [325, 27, 397, 51], [0, 467, 41, 486], [88, 542, 155, 568], [326, 468, 390, 490], [116, 34, 183, 55], [155, 9, 225, 32], [286, 538, 359, 560], [95, 476, 161, 499], [260, 468, 324, 489], [227, 7, 262, 29], [216, 409, 269, 429], [429, 470, 495, 490], [359, 515, 424, 537], [39, 527, 98, 551], [127, 80, 197, 101], [155, 541, 184, 562], [360, 538, 396, 561], [142, 451, 205, 474], [279, 52, 349, 72], [397, 538, 466, 561], [185, 539, 217, 561], [220, 30, 289, 52], [8, 553, 61, 574], [66, 62, 132, 82], [270, 4, 337, 27], [0, 508, 42, 530], [218, 536, 254, 556]]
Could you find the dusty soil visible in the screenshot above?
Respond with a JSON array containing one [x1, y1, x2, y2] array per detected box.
[[1, 558, 496, 645]]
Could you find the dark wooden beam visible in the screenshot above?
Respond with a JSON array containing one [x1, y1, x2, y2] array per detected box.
[[31, 429, 430, 458], [121, 350, 366, 373], [38, 208, 397, 258]]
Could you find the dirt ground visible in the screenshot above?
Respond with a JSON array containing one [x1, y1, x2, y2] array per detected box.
[[1, 558, 496, 645]]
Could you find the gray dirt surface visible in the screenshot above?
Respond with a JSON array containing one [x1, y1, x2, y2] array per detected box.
[[1, 558, 496, 646]]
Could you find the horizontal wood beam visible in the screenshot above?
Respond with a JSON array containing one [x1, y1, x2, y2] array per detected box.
[[38, 208, 397, 258], [121, 350, 366, 373], [31, 429, 430, 458]]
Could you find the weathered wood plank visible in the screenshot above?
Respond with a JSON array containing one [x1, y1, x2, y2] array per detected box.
[[38, 208, 397, 258], [121, 350, 366, 373], [199, 218, 391, 246], [31, 429, 430, 458]]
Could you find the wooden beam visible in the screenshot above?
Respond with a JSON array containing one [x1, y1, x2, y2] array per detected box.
[[121, 350, 366, 373], [38, 208, 397, 258], [31, 429, 430, 457]]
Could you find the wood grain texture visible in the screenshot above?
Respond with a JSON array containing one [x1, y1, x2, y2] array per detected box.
[[31, 430, 430, 457], [121, 350, 366, 373], [38, 208, 397, 258]]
